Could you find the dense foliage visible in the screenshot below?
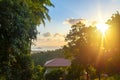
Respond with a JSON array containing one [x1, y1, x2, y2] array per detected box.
[[0, 0, 53, 80], [64, 21, 101, 80], [45, 69, 65, 80], [105, 12, 120, 75], [32, 65, 45, 80]]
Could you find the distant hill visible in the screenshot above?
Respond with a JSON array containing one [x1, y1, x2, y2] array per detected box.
[[31, 49, 64, 66]]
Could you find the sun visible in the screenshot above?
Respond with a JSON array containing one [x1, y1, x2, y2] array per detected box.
[[96, 23, 109, 35]]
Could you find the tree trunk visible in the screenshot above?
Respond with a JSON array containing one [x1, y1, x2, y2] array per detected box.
[[98, 73, 101, 80], [86, 72, 89, 80]]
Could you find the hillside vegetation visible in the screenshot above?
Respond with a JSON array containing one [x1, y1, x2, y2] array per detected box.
[[31, 49, 64, 66]]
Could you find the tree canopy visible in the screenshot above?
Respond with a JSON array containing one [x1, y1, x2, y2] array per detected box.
[[105, 12, 120, 74], [0, 0, 53, 80]]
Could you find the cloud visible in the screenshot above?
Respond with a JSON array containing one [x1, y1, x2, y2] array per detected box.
[[34, 37, 66, 47], [33, 32, 67, 48], [42, 32, 51, 37], [63, 18, 87, 26], [54, 33, 65, 37]]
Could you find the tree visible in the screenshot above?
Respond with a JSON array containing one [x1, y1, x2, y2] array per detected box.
[[45, 69, 64, 80], [0, 0, 53, 80], [105, 12, 120, 75], [66, 63, 85, 80], [64, 21, 101, 80], [32, 65, 45, 80]]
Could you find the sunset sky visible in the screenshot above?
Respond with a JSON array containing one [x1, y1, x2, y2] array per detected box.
[[32, 0, 120, 51]]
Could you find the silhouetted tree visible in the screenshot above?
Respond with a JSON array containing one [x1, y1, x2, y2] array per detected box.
[[105, 11, 120, 75], [64, 21, 102, 80]]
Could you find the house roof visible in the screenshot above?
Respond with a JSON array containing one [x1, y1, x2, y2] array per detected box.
[[44, 58, 71, 67]]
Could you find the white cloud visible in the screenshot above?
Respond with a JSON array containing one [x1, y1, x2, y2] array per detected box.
[[42, 32, 51, 37], [63, 18, 87, 26]]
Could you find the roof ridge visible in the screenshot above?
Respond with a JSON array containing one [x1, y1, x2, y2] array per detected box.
[[44, 58, 71, 67]]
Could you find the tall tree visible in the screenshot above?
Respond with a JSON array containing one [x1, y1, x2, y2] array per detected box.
[[64, 21, 101, 80], [0, 0, 53, 80], [105, 12, 120, 75]]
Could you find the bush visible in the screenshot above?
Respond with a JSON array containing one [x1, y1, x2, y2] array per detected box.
[[45, 69, 64, 80]]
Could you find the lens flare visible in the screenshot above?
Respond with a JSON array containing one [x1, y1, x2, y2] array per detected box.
[[96, 23, 109, 35]]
